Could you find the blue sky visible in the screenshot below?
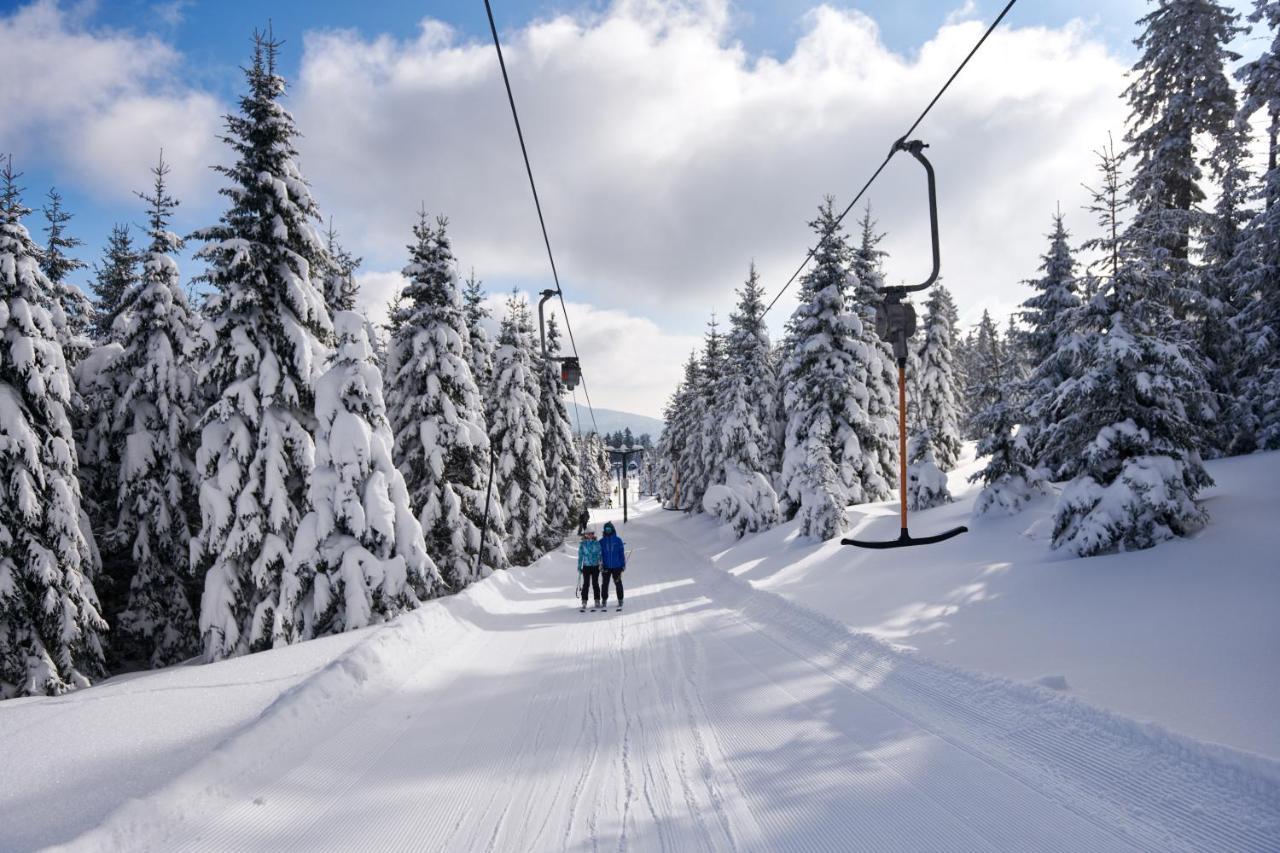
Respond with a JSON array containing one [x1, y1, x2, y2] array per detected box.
[[0, 0, 1255, 415]]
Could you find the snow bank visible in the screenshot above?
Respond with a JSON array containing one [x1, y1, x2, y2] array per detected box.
[[11, 571, 524, 852]]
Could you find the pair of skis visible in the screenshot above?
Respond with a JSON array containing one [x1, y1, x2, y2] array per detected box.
[[580, 604, 623, 612]]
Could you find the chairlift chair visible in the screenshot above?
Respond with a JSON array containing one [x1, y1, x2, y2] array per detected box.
[[537, 290, 582, 390], [842, 139, 968, 550]]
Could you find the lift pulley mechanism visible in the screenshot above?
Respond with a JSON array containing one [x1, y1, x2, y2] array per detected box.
[[843, 139, 968, 550], [538, 289, 583, 391]]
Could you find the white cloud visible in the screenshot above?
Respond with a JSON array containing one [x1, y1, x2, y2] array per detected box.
[[0, 0, 223, 202], [292, 2, 1128, 336], [945, 1, 979, 27], [2, 0, 1136, 416]]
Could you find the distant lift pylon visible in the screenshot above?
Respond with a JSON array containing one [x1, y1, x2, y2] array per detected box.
[[842, 139, 968, 550]]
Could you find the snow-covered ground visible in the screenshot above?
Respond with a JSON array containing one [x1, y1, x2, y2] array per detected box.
[[696, 448, 1280, 759], [2, 459, 1279, 852]]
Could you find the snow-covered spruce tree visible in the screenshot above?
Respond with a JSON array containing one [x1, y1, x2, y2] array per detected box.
[[670, 349, 706, 511], [963, 310, 1001, 435], [387, 212, 505, 589], [285, 312, 442, 639], [1080, 136, 1125, 302], [969, 319, 1042, 516], [94, 154, 202, 667], [489, 292, 548, 565], [850, 204, 900, 489], [704, 265, 780, 537], [0, 158, 106, 697], [914, 285, 963, 471], [1198, 123, 1255, 456], [578, 431, 612, 508], [462, 269, 495, 402], [1235, 0, 1280, 449], [1019, 211, 1082, 477], [40, 189, 92, 366], [322, 219, 360, 314], [75, 226, 137, 596], [1044, 240, 1213, 556], [90, 225, 138, 342], [190, 34, 335, 660], [1125, 0, 1241, 318], [778, 198, 889, 538], [905, 434, 951, 512], [72, 339, 122, 603], [690, 314, 728, 510], [538, 312, 582, 547], [652, 379, 683, 508]]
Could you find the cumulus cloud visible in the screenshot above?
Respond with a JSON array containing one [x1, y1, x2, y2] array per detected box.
[[1, 0, 1136, 416], [0, 0, 223, 202], [292, 1, 1128, 334]]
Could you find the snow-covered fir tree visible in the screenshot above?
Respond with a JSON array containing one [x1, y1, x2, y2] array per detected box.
[[39, 189, 92, 366], [964, 310, 1001, 437], [578, 431, 612, 508], [969, 320, 1042, 516], [778, 198, 889, 538], [489, 292, 549, 564], [1198, 122, 1254, 456], [538, 312, 582, 547], [72, 340, 122, 610], [322, 219, 360, 314], [1124, 0, 1241, 319], [690, 314, 728, 511], [285, 312, 442, 639], [1235, 0, 1280, 449], [102, 154, 201, 667], [1019, 211, 1082, 477], [189, 34, 335, 660], [0, 158, 106, 697], [462, 270, 495, 401], [90, 225, 138, 341], [669, 350, 706, 511], [1080, 136, 1125, 301], [905, 434, 951, 512], [703, 265, 780, 537], [76, 226, 137, 599], [850, 204, 900, 489], [913, 285, 963, 472], [386, 212, 505, 589], [1044, 235, 1213, 556]]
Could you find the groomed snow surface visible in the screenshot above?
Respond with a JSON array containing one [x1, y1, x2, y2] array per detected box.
[[3, 454, 1279, 852]]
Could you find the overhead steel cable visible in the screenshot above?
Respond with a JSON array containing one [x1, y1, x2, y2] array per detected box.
[[762, 0, 1020, 317], [482, 0, 600, 436]]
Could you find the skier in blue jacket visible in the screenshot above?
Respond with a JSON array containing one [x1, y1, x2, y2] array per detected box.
[[599, 521, 626, 610], [577, 530, 602, 611]]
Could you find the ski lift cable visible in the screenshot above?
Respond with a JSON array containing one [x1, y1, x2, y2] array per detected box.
[[483, 0, 600, 436], [761, 0, 1020, 318]]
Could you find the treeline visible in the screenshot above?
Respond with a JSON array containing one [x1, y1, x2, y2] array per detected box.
[[0, 34, 612, 698], [655, 1, 1280, 556]]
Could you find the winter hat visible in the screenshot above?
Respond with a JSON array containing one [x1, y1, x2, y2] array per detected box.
[[603, 522, 616, 535]]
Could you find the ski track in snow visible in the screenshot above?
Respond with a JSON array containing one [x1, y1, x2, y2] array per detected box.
[[45, 504, 1280, 853]]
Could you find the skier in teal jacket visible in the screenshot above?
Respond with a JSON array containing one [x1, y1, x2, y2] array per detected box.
[[577, 530, 602, 610]]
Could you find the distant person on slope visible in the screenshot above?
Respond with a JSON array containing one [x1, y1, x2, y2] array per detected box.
[[600, 521, 626, 611], [577, 505, 590, 535], [578, 530, 602, 612]]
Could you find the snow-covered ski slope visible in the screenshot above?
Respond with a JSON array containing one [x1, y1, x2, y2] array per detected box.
[[2, 500, 1276, 851], [702, 447, 1280, 758]]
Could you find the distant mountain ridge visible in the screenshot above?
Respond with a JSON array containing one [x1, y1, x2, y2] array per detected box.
[[566, 403, 664, 440]]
